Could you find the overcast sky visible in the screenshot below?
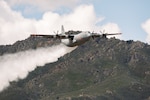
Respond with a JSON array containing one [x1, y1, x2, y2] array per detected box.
[[0, 0, 150, 45]]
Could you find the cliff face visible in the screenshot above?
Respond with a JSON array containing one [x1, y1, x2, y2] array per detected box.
[[0, 35, 150, 100]]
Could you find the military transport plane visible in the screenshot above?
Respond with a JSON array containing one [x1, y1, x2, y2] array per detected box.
[[30, 26, 121, 47]]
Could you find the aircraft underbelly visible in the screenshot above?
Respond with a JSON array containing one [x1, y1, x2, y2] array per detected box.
[[65, 37, 90, 47]]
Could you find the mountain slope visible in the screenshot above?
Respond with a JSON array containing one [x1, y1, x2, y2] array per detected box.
[[0, 36, 150, 100]]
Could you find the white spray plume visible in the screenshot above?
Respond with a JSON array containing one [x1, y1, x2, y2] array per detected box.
[[0, 44, 76, 92]]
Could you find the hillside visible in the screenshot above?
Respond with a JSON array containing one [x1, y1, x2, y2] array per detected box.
[[0, 35, 150, 100]]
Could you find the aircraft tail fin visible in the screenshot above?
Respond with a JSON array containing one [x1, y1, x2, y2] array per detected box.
[[61, 25, 65, 35]]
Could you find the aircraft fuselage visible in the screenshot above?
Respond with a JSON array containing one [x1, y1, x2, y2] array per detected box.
[[30, 25, 121, 47], [61, 31, 91, 47]]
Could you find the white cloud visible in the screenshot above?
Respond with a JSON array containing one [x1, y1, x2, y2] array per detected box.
[[142, 19, 150, 44], [0, 0, 121, 45], [0, 0, 35, 44]]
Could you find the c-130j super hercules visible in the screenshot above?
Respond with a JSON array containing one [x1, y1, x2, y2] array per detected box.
[[31, 25, 121, 47]]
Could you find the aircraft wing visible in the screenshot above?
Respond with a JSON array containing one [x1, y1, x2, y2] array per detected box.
[[30, 34, 69, 39], [104, 33, 122, 35], [92, 33, 122, 38]]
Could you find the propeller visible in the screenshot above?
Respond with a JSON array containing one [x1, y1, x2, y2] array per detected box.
[[54, 30, 59, 35], [53, 30, 59, 38], [100, 30, 121, 38], [68, 35, 74, 40], [100, 30, 105, 34], [90, 31, 96, 39], [100, 30, 106, 38]]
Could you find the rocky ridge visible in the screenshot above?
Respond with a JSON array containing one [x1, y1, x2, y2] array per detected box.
[[0, 33, 150, 100]]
